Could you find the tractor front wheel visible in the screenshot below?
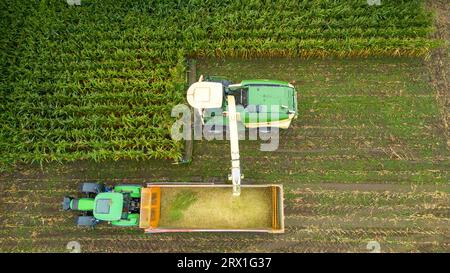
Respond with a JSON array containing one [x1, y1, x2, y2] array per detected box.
[[79, 182, 105, 194], [75, 216, 97, 227]]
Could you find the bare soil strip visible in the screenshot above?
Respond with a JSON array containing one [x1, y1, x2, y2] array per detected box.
[[426, 0, 449, 143]]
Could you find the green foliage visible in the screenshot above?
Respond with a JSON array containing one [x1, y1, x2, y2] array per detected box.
[[0, 0, 439, 170]]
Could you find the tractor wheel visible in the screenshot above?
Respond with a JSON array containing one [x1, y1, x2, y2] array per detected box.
[[75, 216, 97, 227], [114, 185, 141, 198], [79, 182, 104, 194]]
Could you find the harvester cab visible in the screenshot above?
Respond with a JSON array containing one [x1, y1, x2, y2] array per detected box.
[[62, 183, 141, 227]]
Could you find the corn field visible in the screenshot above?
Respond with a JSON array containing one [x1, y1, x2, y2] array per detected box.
[[0, 0, 439, 170]]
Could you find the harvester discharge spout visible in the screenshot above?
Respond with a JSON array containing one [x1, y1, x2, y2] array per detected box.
[[227, 95, 242, 197]]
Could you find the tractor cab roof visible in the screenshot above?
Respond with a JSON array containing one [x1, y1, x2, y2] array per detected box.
[[93, 192, 124, 221]]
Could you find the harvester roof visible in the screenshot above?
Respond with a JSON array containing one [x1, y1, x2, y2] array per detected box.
[[241, 80, 295, 111]]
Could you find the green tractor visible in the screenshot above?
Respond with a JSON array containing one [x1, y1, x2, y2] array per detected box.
[[187, 75, 298, 132], [62, 183, 141, 227]]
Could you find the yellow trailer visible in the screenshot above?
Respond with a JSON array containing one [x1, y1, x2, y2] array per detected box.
[[139, 183, 284, 233]]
